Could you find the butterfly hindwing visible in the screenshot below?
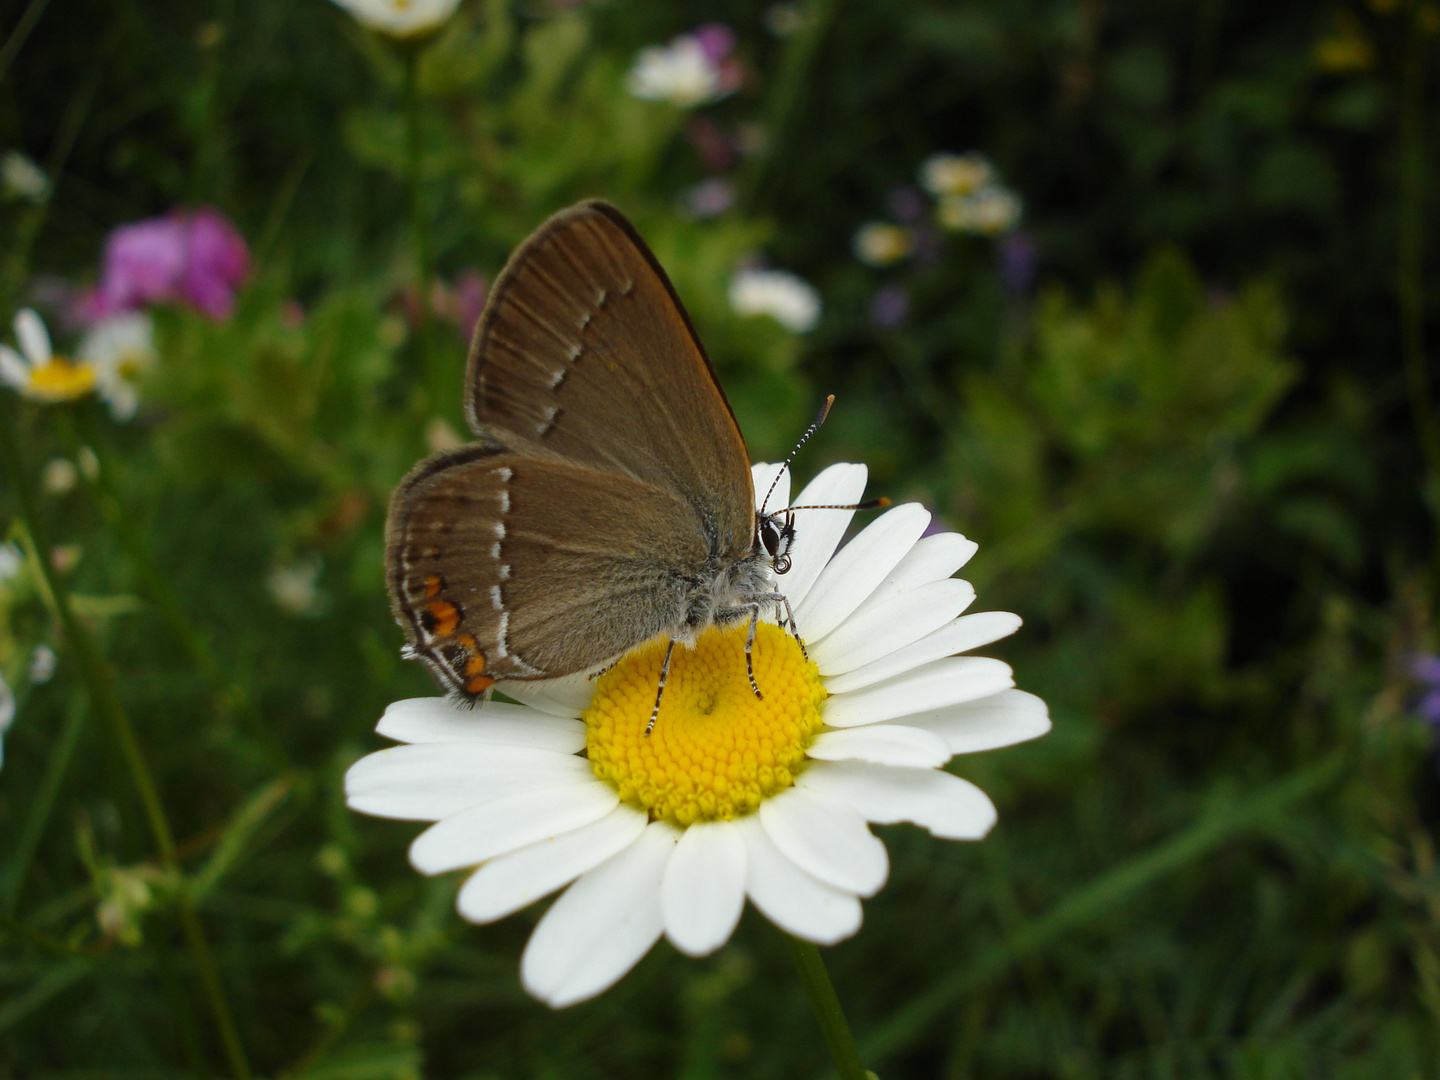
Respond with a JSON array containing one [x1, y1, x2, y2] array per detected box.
[[386, 441, 712, 697]]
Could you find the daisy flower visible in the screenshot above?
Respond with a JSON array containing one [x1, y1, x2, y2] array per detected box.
[[328, 0, 462, 38], [937, 186, 1023, 237], [728, 268, 821, 333], [0, 309, 98, 406], [626, 25, 742, 108], [79, 311, 157, 421], [918, 151, 995, 198], [346, 462, 1049, 1008]]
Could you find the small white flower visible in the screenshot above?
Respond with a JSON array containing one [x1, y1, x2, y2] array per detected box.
[[852, 222, 913, 268], [0, 669, 13, 770], [347, 462, 1049, 1008], [728, 268, 821, 333], [937, 187, 1023, 236], [627, 35, 736, 108], [79, 312, 156, 421], [0, 309, 98, 405], [919, 151, 995, 198], [1, 150, 49, 202], [268, 555, 326, 617], [28, 645, 56, 685], [680, 177, 736, 219], [41, 458, 78, 495], [0, 543, 22, 583], [328, 0, 461, 38]]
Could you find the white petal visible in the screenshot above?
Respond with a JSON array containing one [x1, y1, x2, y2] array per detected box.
[[888, 688, 1051, 755], [0, 345, 31, 388], [660, 820, 747, 957], [825, 611, 1023, 694], [409, 780, 618, 874], [796, 503, 932, 643], [807, 724, 951, 768], [780, 463, 867, 608], [873, 532, 978, 598], [495, 673, 595, 719], [376, 696, 586, 752], [800, 760, 997, 839], [758, 786, 888, 897], [457, 803, 648, 923], [735, 815, 862, 944], [751, 461, 790, 515], [521, 820, 679, 1008], [14, 309, 50, 365], [345, 744, 592, 820], [813, 578, 976, 675], [822, 657, 1014, 728]]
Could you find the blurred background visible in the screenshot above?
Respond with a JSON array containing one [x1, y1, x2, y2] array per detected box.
[[2, 0, 1438, 1076]]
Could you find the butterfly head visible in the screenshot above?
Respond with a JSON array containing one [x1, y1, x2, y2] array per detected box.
[[757, 508, 796, 575]]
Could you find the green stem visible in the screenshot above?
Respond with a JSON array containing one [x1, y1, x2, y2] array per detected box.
[[1, 691, 86, 915], [0, 409, 253, 1080], [740, 0, 840, 213], [785, 933, 872, 1080], [0, 0, 52, 86], [402, 45, 437, 401]]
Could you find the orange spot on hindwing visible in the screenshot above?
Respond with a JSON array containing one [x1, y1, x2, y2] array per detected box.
[[421, 599, 461, 639], [449, 632, 494, 696], [422, 574, 444, 598]]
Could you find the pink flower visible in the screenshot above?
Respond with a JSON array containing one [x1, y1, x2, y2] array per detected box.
[[88, 207, 250, 321]]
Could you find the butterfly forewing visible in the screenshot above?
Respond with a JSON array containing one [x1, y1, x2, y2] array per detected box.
[[465, 201, 754, 556]]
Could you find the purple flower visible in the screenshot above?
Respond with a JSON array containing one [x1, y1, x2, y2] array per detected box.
[[869, 284, 910, 328], [692, 22, 736, 64], [87, 207, 250, 322], [998, 231, 1038, 298], [1411, 654, 1440, 728]]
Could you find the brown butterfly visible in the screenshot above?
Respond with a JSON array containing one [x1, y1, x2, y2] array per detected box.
[[385, 201, 809, 718]]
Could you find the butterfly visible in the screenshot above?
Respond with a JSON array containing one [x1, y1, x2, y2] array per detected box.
[[384, 201, 820, 723]]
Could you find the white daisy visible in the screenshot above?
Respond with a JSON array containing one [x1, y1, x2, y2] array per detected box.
[[328, 0, 461, 38], [919, 151, 995, 198], [78, 311, 156, 421], [728, 268, 821, 333], [626, 33, 738, 108], [937, 187, 1024, 236], [346, 462, 1049, 1008], [0, 309, 98, 406], [852, 222, 913, 268]]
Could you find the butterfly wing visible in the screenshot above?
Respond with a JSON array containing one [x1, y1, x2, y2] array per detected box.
[[386, 443, 712, 696], [464, 200, 754, 560]]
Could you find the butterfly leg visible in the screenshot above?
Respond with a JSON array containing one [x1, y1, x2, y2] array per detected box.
[[743, 604, 763, 700], [772, 592, 807, 660], [644, 638, 678, 737]]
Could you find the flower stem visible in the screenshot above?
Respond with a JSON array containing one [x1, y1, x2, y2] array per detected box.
[[0, 409, 253, 1080], [784, 933, 873, 1080], [402, 44, 437, 402]]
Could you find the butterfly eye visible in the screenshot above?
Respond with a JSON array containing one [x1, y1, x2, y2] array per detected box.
[[759, 517, 783, 557], [758, 512, 796, 573]]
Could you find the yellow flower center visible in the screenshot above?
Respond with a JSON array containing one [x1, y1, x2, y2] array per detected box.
[[584, 622, 827, 827], [27, 357, 96, 402]]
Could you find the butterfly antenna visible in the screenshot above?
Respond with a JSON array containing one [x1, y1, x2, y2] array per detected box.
[[760, 394, 834, 516], [784, 497, 891, 513]]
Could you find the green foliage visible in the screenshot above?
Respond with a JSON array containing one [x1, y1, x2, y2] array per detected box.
[[1, 0, 1439, 1078]]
